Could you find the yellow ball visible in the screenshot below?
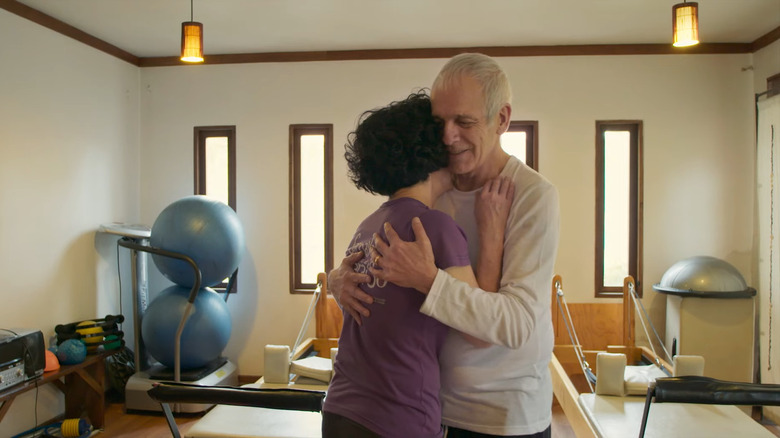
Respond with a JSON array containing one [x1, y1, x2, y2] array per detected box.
[[76, 321, 102, 353]]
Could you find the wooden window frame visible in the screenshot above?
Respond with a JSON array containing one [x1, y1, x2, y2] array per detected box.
[[767, 72, 780, 97], [595, 121, 644, 298], [507, 121, 539, 171], [289, 124, 334, 294], [194, 125, 237, 293]]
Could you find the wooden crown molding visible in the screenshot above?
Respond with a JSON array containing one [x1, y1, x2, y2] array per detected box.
[[0, 0, 140, 65], [1, 0, 776, 68], [138, 43, 753, 67], [752, 25, 780, 52]]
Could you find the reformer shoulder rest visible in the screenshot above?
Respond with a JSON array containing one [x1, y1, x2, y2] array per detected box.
[[652, 376, 780, 406], [147, 382, 326, 412]]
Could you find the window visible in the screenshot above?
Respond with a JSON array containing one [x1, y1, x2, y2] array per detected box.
[[501, 121, 538, 171], [289, 124, 333, 294], [194, 125, 237, 292], [595, 121, 643, 298]]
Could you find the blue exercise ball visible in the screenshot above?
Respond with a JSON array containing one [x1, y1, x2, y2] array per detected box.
[[141, 285, 232, 370], [151, 195, 245, 288]]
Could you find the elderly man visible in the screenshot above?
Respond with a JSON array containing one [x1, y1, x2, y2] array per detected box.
[[330, 53, 560, 438]]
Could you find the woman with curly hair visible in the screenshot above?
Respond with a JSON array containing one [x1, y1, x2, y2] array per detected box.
[[321, 91, 512, 438]]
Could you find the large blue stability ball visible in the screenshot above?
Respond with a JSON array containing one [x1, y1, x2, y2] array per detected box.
[[141, 285, 232, 370], [151, 195, 245, 288]]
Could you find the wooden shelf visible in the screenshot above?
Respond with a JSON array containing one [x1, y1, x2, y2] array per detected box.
[[0, 351, 112, 429]]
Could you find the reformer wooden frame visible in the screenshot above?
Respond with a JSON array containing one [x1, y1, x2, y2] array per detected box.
[[549, 274, 673, 438]]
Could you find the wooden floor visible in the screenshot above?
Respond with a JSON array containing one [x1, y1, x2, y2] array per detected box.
[[100, 401, 199, 438], [99, 396, 576, 437]]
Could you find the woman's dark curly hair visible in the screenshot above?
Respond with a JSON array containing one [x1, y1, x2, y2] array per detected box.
[[345, 91, 448, 196]]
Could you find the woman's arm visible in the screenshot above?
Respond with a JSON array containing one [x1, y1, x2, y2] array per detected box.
[[475, 176, 514, 293], [451, 177, 515, 347]]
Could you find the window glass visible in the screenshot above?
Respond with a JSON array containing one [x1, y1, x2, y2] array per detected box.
[[603, 131, 631, 287], [300, 134, 326, 286], [504, 121, 538, 170], [205, 136, 229, 205], [501, 131, 527, 163]]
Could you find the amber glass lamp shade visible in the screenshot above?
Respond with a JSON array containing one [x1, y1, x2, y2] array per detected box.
[[673, 2, 699, 47], [181, 21, 204, 63]]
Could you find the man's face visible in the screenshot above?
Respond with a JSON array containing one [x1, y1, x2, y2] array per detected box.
[[431, 75, 501, 180]]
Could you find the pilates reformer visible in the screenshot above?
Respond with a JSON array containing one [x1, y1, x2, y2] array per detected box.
[[146, 271, 779, 438], [638, 376, 780, 438], [550, 274, 779, 438], [149, 273, 339, 438], [148, 382, 326, 438], [552, 275, 678, 393]]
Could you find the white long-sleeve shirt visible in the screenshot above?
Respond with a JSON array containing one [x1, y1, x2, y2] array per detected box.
[[421, 156, 560, 436]]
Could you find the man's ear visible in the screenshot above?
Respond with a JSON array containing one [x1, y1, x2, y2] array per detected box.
[[497, 103, 512, 134]]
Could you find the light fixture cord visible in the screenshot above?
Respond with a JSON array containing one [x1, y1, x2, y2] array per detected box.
[[190, 0, 194, 21]]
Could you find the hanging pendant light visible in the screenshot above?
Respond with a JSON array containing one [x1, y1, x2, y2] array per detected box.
[[672, 1, 699, 47], [181, 0, 204, 63]]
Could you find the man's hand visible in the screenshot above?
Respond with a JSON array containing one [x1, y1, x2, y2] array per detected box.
[[328, 251, 373, 325], [370, 217, 438, 294]]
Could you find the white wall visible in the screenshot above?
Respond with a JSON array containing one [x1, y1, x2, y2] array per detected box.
[[139, 60, 440, 375], [140, 52, 756, 376], [0, 10, 141, 437]]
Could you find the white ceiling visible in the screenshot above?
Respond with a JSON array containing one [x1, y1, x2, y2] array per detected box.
[[13, 0, 780, 58]]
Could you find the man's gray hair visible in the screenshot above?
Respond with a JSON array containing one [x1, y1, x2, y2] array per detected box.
[[432, 53, 512, 121]]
